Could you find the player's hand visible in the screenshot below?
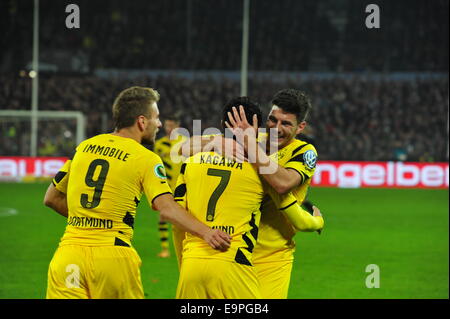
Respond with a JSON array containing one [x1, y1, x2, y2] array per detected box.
[[312, 206, 323, 235], [225, 106, 258, 145], [203, 229, 232, 252], [226, 105, 257, 131]]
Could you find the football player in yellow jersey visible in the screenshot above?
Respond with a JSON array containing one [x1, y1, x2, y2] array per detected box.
[[154, 116, 187, 258], [43, 86, 231, 299], [226, 89, 321, 298], [173, 97, 323, 299]]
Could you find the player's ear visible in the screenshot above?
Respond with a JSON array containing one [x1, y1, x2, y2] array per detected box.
[[296, 121, 306, 135], [137, 115, 146, 131]]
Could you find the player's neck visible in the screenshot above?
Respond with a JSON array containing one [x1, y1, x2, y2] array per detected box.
[[111, 127, 142, 144]]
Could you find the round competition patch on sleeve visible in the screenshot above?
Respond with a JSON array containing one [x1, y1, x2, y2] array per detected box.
[[303, 150, 317, 169], [154, 164, 167, 179]]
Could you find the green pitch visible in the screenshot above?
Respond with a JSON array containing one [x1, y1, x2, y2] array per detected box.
[[0, 182, 447, 299]]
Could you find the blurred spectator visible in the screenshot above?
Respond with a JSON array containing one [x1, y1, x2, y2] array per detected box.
[[0, 73, 448, 162]]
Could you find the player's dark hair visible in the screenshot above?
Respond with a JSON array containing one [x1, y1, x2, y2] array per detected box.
[[271, 89, 312, 122], [112, 86, 160, 130], [222, 96, 263, 129]]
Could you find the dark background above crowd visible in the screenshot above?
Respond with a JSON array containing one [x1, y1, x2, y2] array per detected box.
[[0, 0, 448, 73]]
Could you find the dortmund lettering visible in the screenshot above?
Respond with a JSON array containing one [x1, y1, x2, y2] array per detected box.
[[67, 216, 113, 229], [212, 225, 235, 235]]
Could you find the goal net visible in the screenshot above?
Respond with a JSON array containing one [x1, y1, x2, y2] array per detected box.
[[0, 110, 85, 181]]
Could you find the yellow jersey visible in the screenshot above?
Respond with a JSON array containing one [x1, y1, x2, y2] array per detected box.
[[154, 133, 186, 191], [53, 133, 172, 247], [174, 152, 293, 266], [253, 138, 318, 263]]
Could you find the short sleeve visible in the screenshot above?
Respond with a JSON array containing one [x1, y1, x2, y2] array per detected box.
[[52, 159, 72, 194], [142, 153, 173, 204], [284, 145, 318, 181]]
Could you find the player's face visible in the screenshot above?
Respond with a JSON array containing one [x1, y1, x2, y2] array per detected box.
[[142, 102, 162, 145], [164, 120, 179, 137], [266, 105, 305, 150]]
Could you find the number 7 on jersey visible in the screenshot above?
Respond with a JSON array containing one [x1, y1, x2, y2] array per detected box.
[[206, 168, 231, 222]]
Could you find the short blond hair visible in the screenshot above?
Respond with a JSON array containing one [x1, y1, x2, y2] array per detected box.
[[112, 86, 160, 129]]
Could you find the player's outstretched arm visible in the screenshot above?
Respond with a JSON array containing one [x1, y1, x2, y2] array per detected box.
[[267, 188, 323, 233], [43, 183, 68, 218], [281, 203, 324, 233], [153, 194, 232, 251]]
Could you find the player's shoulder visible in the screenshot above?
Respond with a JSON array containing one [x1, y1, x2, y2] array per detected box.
[[108, 135, 162, 162], [291, 136, 318, 156], [76, 134, 107, 149], [135, 144, 162, 161], [154, 135, 170, 146]]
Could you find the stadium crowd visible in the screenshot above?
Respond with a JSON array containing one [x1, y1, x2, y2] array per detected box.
[[1, 0, 448, 161], [1, 74, 448, 162]]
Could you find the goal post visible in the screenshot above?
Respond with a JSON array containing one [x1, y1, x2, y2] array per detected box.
[[0, 110, 86, 156]]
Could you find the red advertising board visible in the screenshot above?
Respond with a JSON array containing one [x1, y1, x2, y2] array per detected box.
[[0, 157, 68, 179], [0, 157, 448, 188], [311, 161, 449, 189]]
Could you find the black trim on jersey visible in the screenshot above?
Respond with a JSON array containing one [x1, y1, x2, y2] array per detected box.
[[54, 171, 67, 183], [174, 184, 187, 198], [160, 237, 169, 242], [291, 144, 308, 157], [301, 200, 315, 215], [288, 154, 305, 164], [180, 163, 186, 175], [280, 200, 298, 211], [299, 171, 309, 181], [151, 192, 173, 204], [234, 248, 252, 266], [123, 212, 135, 229], [162, 141, 171, 147], [134, 197, 140, 207], [162, 160, 172, 170], [297, 134, 316, 147], [249, 213, 259, 241], [52, 180, 56, 187], [242, 233, 254, 252], [174, 199, 184, 202], [114, 237, 130, 247], [285, 167, 305, 185]]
